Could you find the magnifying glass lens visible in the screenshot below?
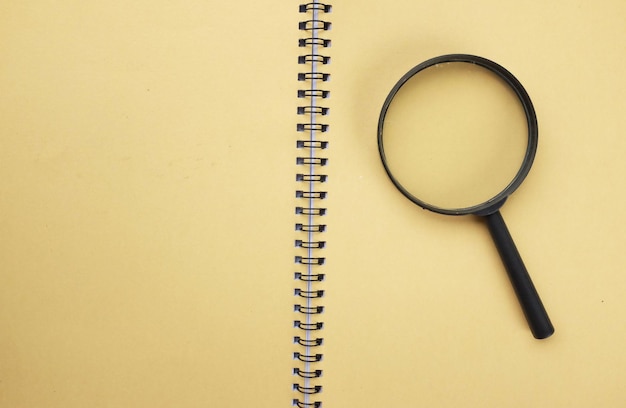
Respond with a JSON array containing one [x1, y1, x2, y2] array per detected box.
[[381, 62, 529, 210]]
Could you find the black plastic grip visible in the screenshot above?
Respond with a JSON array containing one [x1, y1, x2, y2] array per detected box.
[[484, 210, 554, 339]]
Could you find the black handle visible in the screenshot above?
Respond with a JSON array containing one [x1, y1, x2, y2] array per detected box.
[[483, 210, 554, 339]]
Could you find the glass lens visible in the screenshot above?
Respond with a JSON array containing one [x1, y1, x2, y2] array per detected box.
[[381, 62, 529, 210]]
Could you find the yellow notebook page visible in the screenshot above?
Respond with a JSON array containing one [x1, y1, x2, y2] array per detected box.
[[324, 1, 626, 407], [0, 2, 296, 406]]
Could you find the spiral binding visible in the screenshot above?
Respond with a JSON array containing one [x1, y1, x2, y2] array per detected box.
[[294, 2, 331, 408]]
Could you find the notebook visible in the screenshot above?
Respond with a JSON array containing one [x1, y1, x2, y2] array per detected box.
[[1, 1, 625, 407]]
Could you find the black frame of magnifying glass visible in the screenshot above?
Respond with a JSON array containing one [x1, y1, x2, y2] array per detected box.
[[377, 54, 538, 216]]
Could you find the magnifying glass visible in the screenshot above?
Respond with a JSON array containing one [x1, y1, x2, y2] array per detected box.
[[378, 54, 554, 339]]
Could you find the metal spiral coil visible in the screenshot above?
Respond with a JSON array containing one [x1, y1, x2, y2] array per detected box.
[[294, 3, 331, 407], [293, 400, 322, 408], [294, 272, 325, 282]]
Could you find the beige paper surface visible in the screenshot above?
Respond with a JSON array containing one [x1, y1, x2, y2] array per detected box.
[[0, 2, 296, 406], [1, 1, 625, 407]]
